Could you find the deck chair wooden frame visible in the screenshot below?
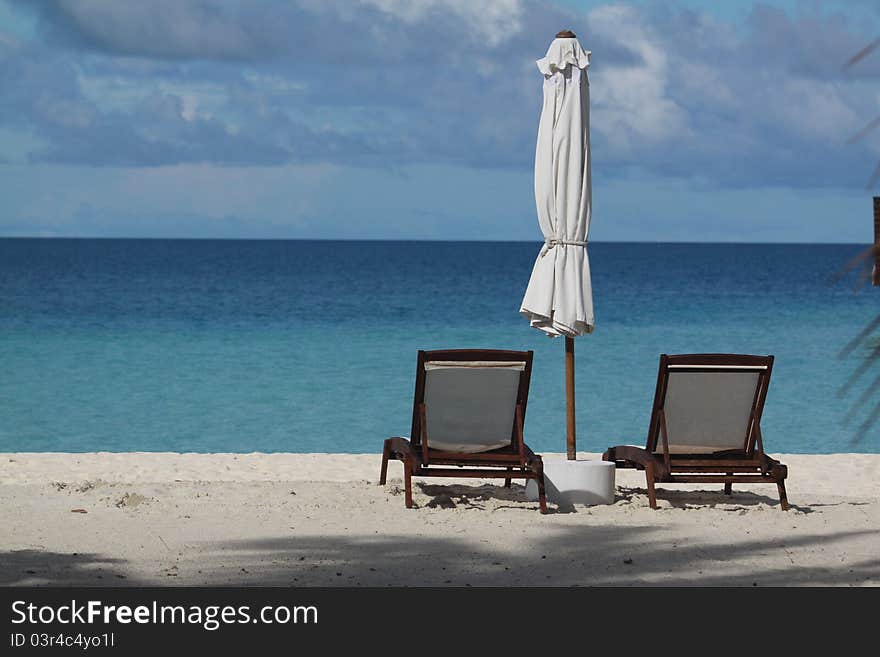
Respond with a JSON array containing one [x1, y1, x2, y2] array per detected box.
[[603, 354, 789, 510], [872, 196, 879, 286], [380, 349, 548, 513]]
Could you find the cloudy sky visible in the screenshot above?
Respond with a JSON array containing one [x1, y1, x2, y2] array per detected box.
[[1, 0, 879, 241]]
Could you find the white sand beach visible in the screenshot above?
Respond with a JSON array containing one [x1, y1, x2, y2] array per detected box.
[[1, 452, 878, 587]]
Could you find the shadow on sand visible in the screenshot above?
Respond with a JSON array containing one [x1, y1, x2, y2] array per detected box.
[[191, 523, 880, 587], [3, 478, 876, 587], [0, 549, 142, 586]]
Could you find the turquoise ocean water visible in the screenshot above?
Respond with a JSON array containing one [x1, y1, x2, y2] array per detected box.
[[1, 238, 877, 453]]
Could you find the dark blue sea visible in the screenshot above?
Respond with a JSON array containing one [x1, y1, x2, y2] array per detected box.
[[1, 239, 877, 453]]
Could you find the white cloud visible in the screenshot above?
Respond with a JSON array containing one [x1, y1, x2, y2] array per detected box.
[[767, 78, 864, 145], [55, 0, 257, 59], [360, 0, 523, 45], [588, 5, 690, 151], [4, 0, 880, 189]]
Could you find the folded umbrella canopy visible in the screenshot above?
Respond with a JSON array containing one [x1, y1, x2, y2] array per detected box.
[[520, 31, 593, 459]]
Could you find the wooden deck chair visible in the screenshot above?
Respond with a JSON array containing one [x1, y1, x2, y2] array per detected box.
[[380, 349, 548, 513], [603, 354, 789, 510]]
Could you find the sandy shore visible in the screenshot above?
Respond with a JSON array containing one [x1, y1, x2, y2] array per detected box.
[[1, 452, 878, 586]]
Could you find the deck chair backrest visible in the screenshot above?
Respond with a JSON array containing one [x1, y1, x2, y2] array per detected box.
[[648, 355, 774, 455], [412, 350, 533, 454]]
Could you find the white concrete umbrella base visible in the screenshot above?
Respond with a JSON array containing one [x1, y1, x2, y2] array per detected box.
[[525, 458, 616, 506]]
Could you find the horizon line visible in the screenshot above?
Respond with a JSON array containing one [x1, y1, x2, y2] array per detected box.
[[0, 236, 872, 246]]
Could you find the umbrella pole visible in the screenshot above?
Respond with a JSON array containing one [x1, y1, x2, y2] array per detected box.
[[565, 336, 576, 460]]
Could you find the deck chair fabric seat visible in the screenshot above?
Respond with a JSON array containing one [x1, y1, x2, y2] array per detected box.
[[380, 349, 548, 513], [603, 354, 790, 510], [422, 360, 524, 453]]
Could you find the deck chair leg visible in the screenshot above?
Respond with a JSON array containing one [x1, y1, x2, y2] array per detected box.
[[777, 480, 790, 511], [536, 472, 547, 514], [645, 462, 658, 509], [403, 461, 414, 509], [504, 467, 512, 488], [379, 439, 391, 485]]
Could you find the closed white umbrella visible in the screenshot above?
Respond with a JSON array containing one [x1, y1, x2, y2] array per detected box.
[[520, 30, 593, 459]]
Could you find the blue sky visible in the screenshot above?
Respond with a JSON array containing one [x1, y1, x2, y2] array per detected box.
[[1, 0, 879, 242]]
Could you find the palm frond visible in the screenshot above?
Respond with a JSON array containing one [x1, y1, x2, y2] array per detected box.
[[843, 37, 880, 70], [836, 42, 880, 445], [847, 115, 880, 145]]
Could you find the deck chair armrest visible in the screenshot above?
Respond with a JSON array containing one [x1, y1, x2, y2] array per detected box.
[[603, 445, 662, 471], [758, 452, 787, 479], [386, 436, 414, 453], [384, 437, 422, 465], [522, 444, 544, 471]]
